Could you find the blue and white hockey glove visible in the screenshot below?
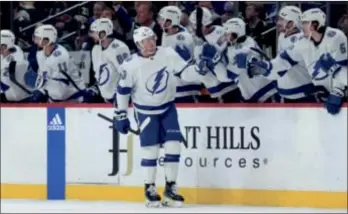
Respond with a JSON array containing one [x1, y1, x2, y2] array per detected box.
[[196, 60, 212, 75], [233, 52, 249, 69], [234, 53, 271, 77], [248, 57, 271, 77], [113, 110, 130, 134], [29, 90, 47, 103], [83, 86, 99, 103], [196, 43, 219, 75], [319, 53, 341, 77], [325, 90, 344, 115]]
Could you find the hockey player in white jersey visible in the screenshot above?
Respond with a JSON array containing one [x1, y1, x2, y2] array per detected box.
[[158, 5, 201, 102], [114, 26, 194, 207], [89, 18, 130, 103], [223, 18, 277, 102], [239, 8, 347, 114], [0, 30, 32, 102], [31, 24, 86, 102], [270, 6, 315, 102], [189, 7, 239, 102]]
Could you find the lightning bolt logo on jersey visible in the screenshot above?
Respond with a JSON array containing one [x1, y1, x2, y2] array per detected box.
[[91, 39, 130, 102], [116, 47, 189, 115], [98, 63, 111, 86], [146, 67, 169, 95]]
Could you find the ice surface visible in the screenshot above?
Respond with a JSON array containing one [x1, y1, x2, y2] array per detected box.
[[1, 200, 346, 213]]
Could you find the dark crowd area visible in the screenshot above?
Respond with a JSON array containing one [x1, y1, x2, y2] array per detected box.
[[1, 1, 347, 54]]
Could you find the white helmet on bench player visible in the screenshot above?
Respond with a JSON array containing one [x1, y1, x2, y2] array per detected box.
[[158, 5, 182, 30], [34, 24, 57, 47], [277, 6, 302, 32], [1, 30, 15, 49], [301, 8, 326, 36], [223, 18, 246, 43], [95, 18, 114, 41]]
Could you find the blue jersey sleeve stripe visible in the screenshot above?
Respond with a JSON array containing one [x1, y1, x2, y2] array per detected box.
[[207, 82, 233, 94], [279, 51, 298, 66]]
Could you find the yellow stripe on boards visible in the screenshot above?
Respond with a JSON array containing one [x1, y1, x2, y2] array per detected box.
[[1, 183, 346, 209], [65, 185, 347, 209], [1, 184, 46, 200]]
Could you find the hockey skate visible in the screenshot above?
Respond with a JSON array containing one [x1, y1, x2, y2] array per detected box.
[[162, 181, 184, 207], [144, 184, 161, 208]]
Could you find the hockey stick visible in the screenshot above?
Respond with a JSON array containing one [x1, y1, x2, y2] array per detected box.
[[250, 47, 271, 61], [59, 64, 84, 92], [97, 113, 140, 135]]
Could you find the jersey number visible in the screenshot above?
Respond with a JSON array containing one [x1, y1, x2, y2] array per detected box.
[[116, 53, 129, 65], [340, 43, 347, 54]]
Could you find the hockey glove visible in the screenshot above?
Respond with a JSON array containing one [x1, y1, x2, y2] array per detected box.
[[195, 60, 211, 75], [197, 43, 219, 74], [83, 86, 99, 103], [233, 52, 249, 69], [325, 91, 344, 115], [248, 57, 271, 77], [319, 53, 341, 78], [29, 90, 47, 103], [113, 110, 130, 134]]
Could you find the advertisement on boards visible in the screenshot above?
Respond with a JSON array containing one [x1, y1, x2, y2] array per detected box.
[[65, 107, 347, 192]]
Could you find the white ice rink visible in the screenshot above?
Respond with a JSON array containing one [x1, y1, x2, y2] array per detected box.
[[1, 200, 347, 213]]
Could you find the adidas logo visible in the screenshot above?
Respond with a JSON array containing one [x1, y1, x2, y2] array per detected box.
[[47, 113, 65, 131]]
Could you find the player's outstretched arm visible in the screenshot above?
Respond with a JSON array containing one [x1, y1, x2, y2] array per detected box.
[[322, 31, 348, 115], [114, 68, 133, 134]]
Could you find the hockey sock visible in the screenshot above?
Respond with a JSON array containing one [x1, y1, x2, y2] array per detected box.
[[163, 141, 181, 182], [141, 145, 160, 184]]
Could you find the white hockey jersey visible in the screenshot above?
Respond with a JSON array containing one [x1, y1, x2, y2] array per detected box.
[[270, 27, 347, 94], [117, 46, 203, 115], [270, 31, 314, 99], [36, 45, 86, 102], [161, 28, 201, 98], [0, 45, 32, 101], [91, 39, 130, 102], [225, 37, 276, 102], [193, 26, 237, 98]]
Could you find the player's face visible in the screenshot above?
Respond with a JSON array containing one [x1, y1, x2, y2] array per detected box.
[[276, 16, 286, 32], [139, 36, 157, 55], [301, 21, 312, 37], [158, 17, 172, 31], [225, 32, 237, 44], [98, 31, 107, 41]]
